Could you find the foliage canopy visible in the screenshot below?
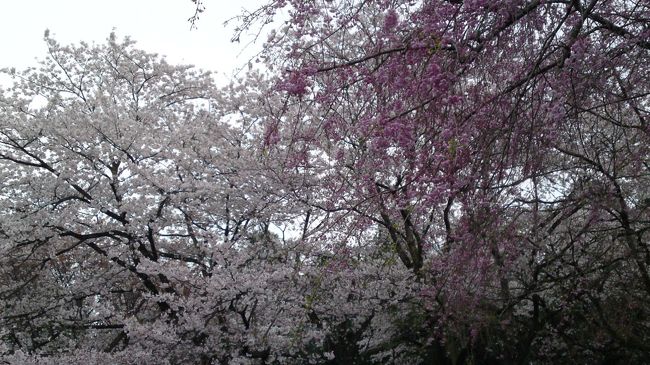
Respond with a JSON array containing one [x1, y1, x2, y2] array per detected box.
[[1, 0, 650, 363]]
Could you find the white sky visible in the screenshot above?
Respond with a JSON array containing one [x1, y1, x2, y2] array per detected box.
[[0, 0, 266, 86]]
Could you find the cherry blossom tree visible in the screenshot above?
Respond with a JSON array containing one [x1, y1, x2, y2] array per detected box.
[[219, 0, 650, 362], [2, 0, 650, 362], [0, 34, 320, 364]]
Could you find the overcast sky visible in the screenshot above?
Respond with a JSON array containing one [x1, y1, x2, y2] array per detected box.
[[0, 0, 265, 86]]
